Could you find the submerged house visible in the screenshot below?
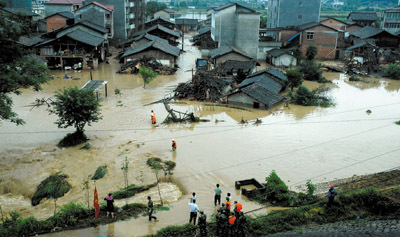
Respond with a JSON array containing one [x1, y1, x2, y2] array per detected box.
[[131, 24, 181, 46], [120, 40, 180, 67], [266, 49, 297, 67], [216, 60, 258, 77], [191, 27, 217, 49], [209, 46, 253, 65], [121, 33, 169, 48], [349, 26, 399, 48], [145, 17, 175, 30]]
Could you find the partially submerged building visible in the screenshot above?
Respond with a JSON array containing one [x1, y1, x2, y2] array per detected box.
[[192, 27, 217, 49], [266, 49, 297, 67], [209, 46, 253, 65], [215, 60, 258, 77], [131, 24, 181, 46], [175, 18, 199, 32], [350, 26, 399, 48], [145, 17, 175, 30], [44, 0, 83, 17]]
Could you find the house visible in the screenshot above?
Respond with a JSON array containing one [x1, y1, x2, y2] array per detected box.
[[215, 60, 258, 77], [83, 0, 146, 45], [34, 21, 108, 69], [209, 46, 253, 65], [120, 40, 180, 67], [267, 0, 321, 28], [45, 11, 74, 32], [154, 9, 182, 19], [44, 0, 83, 17], [347, 12, 378, 27], [192, 27, 218, 49], [211, 3, 260, 59], [346, 22, 363, 33], [247, 67, 288, 86], [350, 26, 399, 48], [123, 33, 169, 48], [0, 7, 40, 21], [297, 22, 340, 59], [175, 18, 199, 32], [145, 17, 175, 30], [74, 2, 114, 39], [320, 17, 347, 31], [266, 49, 297, 67], [382, 6, 400, 35], [131, 24, 181, 46]]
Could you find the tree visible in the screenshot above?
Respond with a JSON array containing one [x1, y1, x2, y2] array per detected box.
[[139, 66, 158, 88], [260, 15, 267, 28], [286, 68, 304, 91], [145, 1, 167, 19], [0, 12, 49, 125], [298, 60, 326, 82], [386, 64, 400, 80], [48, 87, 102, 146], [265, 170, 289, 202], [306, 45, 318, 60]]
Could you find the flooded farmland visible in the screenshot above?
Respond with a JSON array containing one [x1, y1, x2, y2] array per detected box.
[[1, 36, 400, 236]]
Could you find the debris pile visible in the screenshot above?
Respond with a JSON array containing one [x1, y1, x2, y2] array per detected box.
[[117, 57, 177, 75], [163, 100, 205, 123], [174, 72, 233, 102]]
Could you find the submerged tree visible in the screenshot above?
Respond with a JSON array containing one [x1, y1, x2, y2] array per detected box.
[[286, 68, 304, 91], [0, 12, 49, 125], [48, 87, 102, 147], [140, 66, 158, 88]]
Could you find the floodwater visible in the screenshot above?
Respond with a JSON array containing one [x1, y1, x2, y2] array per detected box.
[[1, 33, 400, 236]]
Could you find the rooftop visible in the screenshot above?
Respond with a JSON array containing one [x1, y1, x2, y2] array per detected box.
[[175, 18, 199, 25], [132, 24, 181, 38], [121, 40, 180, 59], [45, 11, 74, 19], [347, 12, 378, 21], [209, 46, 252, 59], [145, 16, 175, 26], [2, 7, 39, 17], [45, 0, 84, 5], [239, 74, 283, 94], [350, 26, 385, 39], [75, 1, 114, 12], [213, 3, 256, 13], [232, 83, 284, 107], [248, 67, 288, 83], [268, 49, 290, 57]]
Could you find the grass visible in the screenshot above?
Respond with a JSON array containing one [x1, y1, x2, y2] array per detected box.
[[91, 166, 107, 180], [112, 183, 157, 200], [31, 173, 71, 206]]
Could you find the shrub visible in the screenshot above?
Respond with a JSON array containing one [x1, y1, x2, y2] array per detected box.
[[386, 64, 400, 80], [150, 223, 197, 237], [57, 131, 88, 148], [113, 183, 157, 200], [395, 120, 400, 125], [31, 173, 71, 206], [298, 60, 327, 82], [265, 170, 289, 202], [146, 157, 176, 174], [288, 85, 334, 107], [92, 165, 107, 180]]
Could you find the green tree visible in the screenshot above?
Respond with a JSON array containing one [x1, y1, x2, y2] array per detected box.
[[49, 87, 102, 146], [140, 66, 158, 88], [386, 64, 400, 80], [298, 60, 326, 82], [0, 12, 49, 125], [286, 68, 304, 91], [260, 15, 267, 28], [179, 1, 188, 8], [265, 170, 289, 202], [146, 1, 167, 18], [306, 45, 317, 60]]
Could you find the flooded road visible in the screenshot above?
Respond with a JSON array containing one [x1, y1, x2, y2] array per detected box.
[[1, 34, 400, 236]]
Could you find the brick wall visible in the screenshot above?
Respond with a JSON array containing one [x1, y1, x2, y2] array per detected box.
[[46, 15, 68, 32], [300, 25, 338, 59]]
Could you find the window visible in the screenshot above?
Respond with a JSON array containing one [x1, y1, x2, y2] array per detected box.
[[299, 2, 302, 6], [298, 15, 302, 20], [106, 14, 111, 20], [306, 32, 314, 40]]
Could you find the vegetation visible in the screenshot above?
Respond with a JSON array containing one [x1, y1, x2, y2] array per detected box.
[[145, 1, 167, 18], [0, 11, 49, 125], [395, 120, 400, 125], [288, 85, 334, 107], [386, 64, 400, 80], [264, 170, 290, 203], [298, 59, 327, 83], [146, 157, 176, 174], [140, 66, 158, 88], [306, 45, 317, 60], [112, 183, 157, 200], [286, 68, 304, 91], [91, 166, 107, 180]]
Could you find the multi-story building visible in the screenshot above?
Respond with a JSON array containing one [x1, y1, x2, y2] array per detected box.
[[211, 3, 260, 59], [84, 0, 145, 44], [3, 0, 32, 10], [382, 6, 400, 34], [75, 2, 114, 39], [267, 0, 321, 28], [44, 0, 83, 17]]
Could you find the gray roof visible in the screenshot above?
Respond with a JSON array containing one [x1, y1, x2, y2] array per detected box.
[[384, 6, 400, 13], [78, 20, 108, 34], [232, 83, 284, 107], [219, 60, 257, 73], [133, 33, 169, 44], [81, 80, 107, 92], [346, 40, 377, 51], [347, 12, 378, 21], [175, 18, 198, 25], [248, 67, 288, 83], [145, 16, 175, 25], [238, 74, 283, 94], [296, 21, 338, 32], [268, 49, 289, 57], [2, 7, 39, 17], [213, 3, 256, 13], [45, 11, 74, 19], [133, 24, 180, 38], [350, 26, 385, 39], [209, 46, 252, 59], [121, 40, 180, 59], [66, 29, 104, 47], [19, 35, 44, 47], [193, 26, 211, 38]]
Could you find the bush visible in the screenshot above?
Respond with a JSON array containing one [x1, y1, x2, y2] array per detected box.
[[386, 64, 400, 80], [149, 223, 197, 237], [113, 183, 157, 200], [92, 165, 107, 180], [395, 120, 400, 125], [146, 157, 176, 174], [265, 170, 289, 203], [288, 85, 334, 107], [57, 131, 88, 148], [298, 60, 327, 82], [31, 173, 71, 206]]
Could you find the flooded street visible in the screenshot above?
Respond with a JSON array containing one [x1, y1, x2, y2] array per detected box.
[[1, 34, 400, 236]]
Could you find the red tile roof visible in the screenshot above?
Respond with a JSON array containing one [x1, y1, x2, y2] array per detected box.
[[45, 0, 84, 5]]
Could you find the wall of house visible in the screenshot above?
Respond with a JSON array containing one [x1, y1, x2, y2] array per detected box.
[[46, 15, 68, 32], [75, 5, 109, 34], [45, 5, 72, 17], [212, 6, 236, 46], [268, 0, 321, 28], [215, 52, 251, 65], [272, 54, 296, 67], [234, 13, 260, 59], [258, 41, 282, 60], [227, 92, 268, 109], [279, 29, 299, 42], [346, 25, 362, 33], [300, 25, 338, 59], [320, 19, 346, 31], [124, 49, 176, 67]]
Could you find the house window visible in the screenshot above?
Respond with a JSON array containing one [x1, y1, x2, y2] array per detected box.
[[306, 32, 314, 40], [106, 14, 111, 20], [298, 15, 302, 20], [253, 102, 260, 108]]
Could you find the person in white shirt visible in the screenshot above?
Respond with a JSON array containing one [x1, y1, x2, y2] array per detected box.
[[188, 199, 199, 224]]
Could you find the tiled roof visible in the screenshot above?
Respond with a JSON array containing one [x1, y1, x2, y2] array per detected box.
[[213, 3, 256, 13], [45, 0, 84, 5], [347, 12, 378, 21], [78, 20, 108, 34], [132, 24, 180, 38], [209, 46, 252, 59], [350, 26, 384, 39], [45, 11, 74, 19], [193, 27, 211, 39], [232, 83, 284, 107], [134, 33, 169, 44], [238, 74, 283, 94], [145, 16, 175, 26], [175, 18, 198, 25], [2, 7, 39, 16], [121, 40, 180, 59], [219, 60, 257, 73], [248, 67, 288, 83], [268, 49, 289, 57], [75, 1, 114, 12], [66, 29, 104, 47]]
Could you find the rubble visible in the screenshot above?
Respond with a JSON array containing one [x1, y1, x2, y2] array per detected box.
[[117, 57, 177, 75]]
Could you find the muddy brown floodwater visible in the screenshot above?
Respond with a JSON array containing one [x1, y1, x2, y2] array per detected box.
[[1, 34, 400, 236]]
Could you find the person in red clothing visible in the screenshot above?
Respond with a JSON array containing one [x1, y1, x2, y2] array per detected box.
[[172, 139, 177, 151], [234, 201, 242, 218], [151, 110, 156, 124]]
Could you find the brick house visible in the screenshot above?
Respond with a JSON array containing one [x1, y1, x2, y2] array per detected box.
[[320, 17, 347, 31], [45, 11, 74, 32]]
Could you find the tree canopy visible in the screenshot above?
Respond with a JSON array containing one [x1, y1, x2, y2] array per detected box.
[[286, 68, 304, 91], [140, 66, 158, 88], [0, 12, 49, 125], [146, 1, 167, 18]]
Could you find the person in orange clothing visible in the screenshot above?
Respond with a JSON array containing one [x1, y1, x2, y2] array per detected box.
[[234, 201, 242, 218], [151, 110, 156, 124], [224, 197, 231, 216], [172, 139, 177, 151], [228, 215, 236, 236]]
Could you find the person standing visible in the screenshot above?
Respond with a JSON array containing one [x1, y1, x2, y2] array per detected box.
[[147, 196, 157, 221], [104, 193, 114, 218], [189, 192, 197, 203], [198, 210, 207, 237], [225, 197, 231, 216], [172, 139, 177, 151], [214, 184, 222, 206], [327, 185, 338, 207], [151, 110, 156, 124], [215, 209, 223, 237], [234, 201, 242, 218], [227, 193, 232, 201], [188, 199, 199, 224]]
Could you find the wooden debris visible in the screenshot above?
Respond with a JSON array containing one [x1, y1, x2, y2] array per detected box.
[[117, 56, 177, 75]]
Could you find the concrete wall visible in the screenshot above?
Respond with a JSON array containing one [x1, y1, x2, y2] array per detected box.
[[272, 54, 297, 67], [234, 13, 260, 59], [300, 25, 338, 59], [258, 41, 282, 60], [124, 49, 176, 67], [215, 52, 251, 65], [227, 92, 268, 109], [212, 6, 236, 46], [45, 5, 73, 17], [46, 15, 69, 32], [75, 4, 113, 39], [268, 0, 321, 28]]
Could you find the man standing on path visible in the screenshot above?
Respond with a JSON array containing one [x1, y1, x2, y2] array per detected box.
[[188, 199, 199, 224], [147, 196, 157, 221], [327, 185, 338, 207], [198, 210, 207, 237], [214, 184, 222, 206]]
